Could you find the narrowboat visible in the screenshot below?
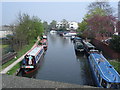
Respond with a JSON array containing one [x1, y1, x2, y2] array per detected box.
[[40, 39, 48, 50], [21, 45, 44, 74], [88, 50, 120, 89], [63, 32, 77, 37], [43, 35, 47, 39], [82, 41, 95, 55], [50, 30, 57, 34], [74, 41, 84, 52], [73, 37, 82, 43], [70, 36, 76, 40]]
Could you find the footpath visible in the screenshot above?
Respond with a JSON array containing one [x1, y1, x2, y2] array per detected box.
[[0, 37, 40, 74]]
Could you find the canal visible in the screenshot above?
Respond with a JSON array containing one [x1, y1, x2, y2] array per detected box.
[[28, 33, 95, 86]]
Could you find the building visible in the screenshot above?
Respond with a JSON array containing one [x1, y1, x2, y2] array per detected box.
[[118, 1, 120, 21], [118, 1, 120, 35], [56, 21, 78, 30], [0, 25, 13, 38], [68, 22, 78, 30]]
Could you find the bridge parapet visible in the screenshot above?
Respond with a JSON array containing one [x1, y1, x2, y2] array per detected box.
[[2, 74, 97, 88]]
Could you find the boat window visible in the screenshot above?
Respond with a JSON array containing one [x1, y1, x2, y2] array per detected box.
[[90, 56, 93, 64], [110, 83, 120, 89], [96, 70, 99, 77], [98, 74, 101, 82], [101, 79, 107, 88], [94, 64, 96, 71], [43, 43, 46, 45]]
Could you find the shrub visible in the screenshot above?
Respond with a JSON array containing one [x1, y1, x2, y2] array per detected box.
[[110, 35, 120, 52]]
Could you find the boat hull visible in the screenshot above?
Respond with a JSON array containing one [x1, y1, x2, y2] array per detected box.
[[88, 57, 102, 87]]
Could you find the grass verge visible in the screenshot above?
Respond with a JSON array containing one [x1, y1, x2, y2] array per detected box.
[[109, 60, 120, 74], [7, 62, 21, 75], [0, 45, 9, 48]]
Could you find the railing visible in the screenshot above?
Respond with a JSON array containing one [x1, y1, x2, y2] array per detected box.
[[2, 52, 17, 65]]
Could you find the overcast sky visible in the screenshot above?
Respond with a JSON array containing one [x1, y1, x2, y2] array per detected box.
[[1, 1, 118, 25]]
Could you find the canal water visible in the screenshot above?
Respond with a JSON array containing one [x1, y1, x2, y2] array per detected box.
[[32, 33, 95, 86]]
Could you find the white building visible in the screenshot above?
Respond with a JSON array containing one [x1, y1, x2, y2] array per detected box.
[[68, 22, 78, 30], [56, 21, 78, 30], [0, 25, 13, 38], [118, 1, 120, 21], [56, 22, 66, 28]]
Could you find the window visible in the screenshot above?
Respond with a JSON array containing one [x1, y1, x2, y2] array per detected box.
[[110, 83, 120, 89], [98, 74, 101, 82]]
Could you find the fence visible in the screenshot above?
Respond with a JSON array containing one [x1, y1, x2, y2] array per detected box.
[[2, 52, 17, 65]]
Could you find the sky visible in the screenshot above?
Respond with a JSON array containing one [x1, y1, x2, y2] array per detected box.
[[1, 0, 119, 25]]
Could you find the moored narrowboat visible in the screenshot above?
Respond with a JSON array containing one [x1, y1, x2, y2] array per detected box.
[[73, 37, 82, 43], [88, 50, 120, 89], [21, 45, 44, 74], [70, 36, 76, 40], [40, 39, 48, 50], [74, 41, 84, 52], [82, 41, 95, 55]]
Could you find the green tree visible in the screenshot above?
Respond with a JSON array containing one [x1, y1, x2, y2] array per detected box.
[[87, 1, 113, 16], [7, 13, 44, 51], [49, 20, 57, 29], [77, 20, 88, 33], [43, 21, 49, 33]]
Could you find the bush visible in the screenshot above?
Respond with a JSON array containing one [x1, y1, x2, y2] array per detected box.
[[110, 35, 120, 52]]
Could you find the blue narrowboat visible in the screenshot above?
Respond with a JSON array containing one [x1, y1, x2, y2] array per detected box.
[[88, 50, 120, 89], [21, 45, 44, 74]]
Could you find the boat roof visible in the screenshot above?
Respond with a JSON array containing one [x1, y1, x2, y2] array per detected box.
[[91, 53, 120, 83], [40, 39, 47, 43], [83, 41, 95, 48], [26, 46, 43, 56], [74, 37, 81, 40], [76, 41, 83, 45]]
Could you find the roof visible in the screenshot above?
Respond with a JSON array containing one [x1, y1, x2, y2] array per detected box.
[[91, 53, 120, 83], [74, 37, 81, 40], [83, 41, 95, 48], [27, 46, 43, 56]]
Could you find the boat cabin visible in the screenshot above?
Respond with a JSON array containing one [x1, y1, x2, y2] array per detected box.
[[73, 37, 82, 43], [22, 46, 44, 69], [83, 41, 95, 53], [74, 41, 84, 52]]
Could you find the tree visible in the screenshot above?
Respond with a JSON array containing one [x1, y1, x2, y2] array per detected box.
[[87, 1, 113, 16], [61, 19, 69, 28], [87, 15, 116, 39], [77, 20, 88, 33], [81, 1, 116, 40], [7, 13, 44, 51], [43, 21, 49, 32], [49, 20, 57, 29]]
